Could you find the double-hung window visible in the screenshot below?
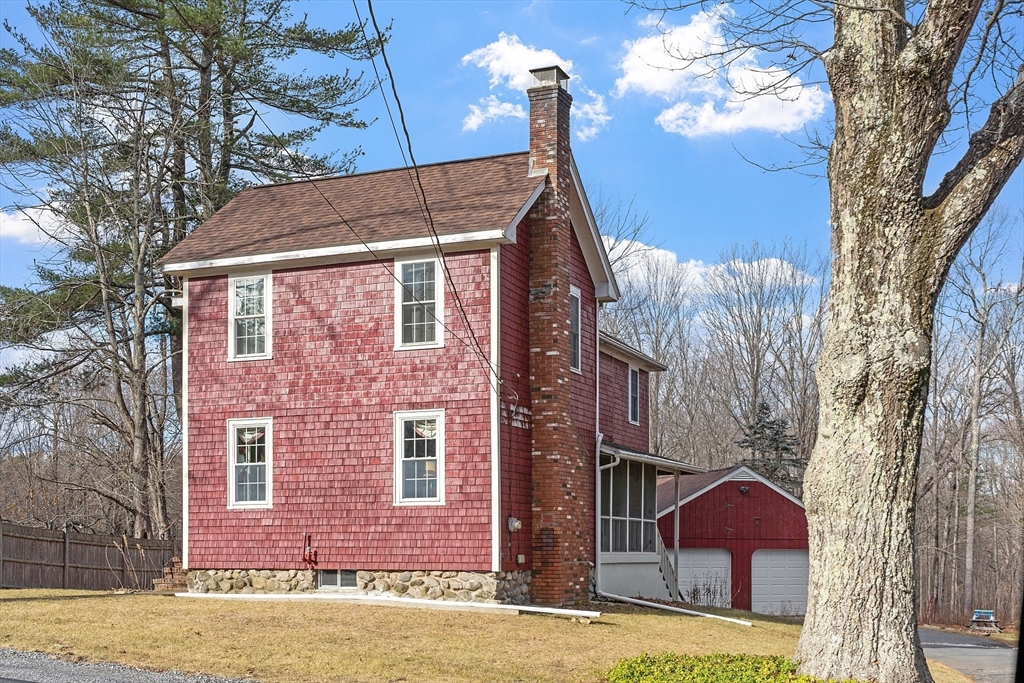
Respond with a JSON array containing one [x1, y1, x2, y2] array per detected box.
[[227, 418, 272, 508], [395, 258, 443, 349], [569, 286, 581, 372], [394, 410, 444, 505], [229, 274, 271, 360], [629, 367, 641, 425]]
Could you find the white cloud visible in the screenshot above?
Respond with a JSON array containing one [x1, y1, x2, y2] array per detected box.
[[462, 34, 610, 141], [462, 33, 574, 92], [616, 13, 828, 137], [0, 207, 62, 245], [574, 88, 611, 142], [462, 95, 527, 132]]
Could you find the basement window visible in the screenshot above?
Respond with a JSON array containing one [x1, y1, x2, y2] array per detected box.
[[319, 570, 358, 590]]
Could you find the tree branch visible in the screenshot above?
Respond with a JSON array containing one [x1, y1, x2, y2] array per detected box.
[[928, 66, 1024, 270]]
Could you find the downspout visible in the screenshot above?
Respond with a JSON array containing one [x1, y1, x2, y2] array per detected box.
[[594, 432, 604, 597]]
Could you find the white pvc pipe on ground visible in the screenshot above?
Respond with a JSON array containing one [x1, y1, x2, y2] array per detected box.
[[176, 591, 603, 620], [597, 591, 753, 626]]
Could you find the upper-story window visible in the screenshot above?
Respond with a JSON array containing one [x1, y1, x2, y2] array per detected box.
[[228, 417, 272, 509], [629, 367, 640, 425], [229, 274, 272, 360], [394, 410, 445, 505], [395, 258, 444, 349], [569, 285, 581, 372]]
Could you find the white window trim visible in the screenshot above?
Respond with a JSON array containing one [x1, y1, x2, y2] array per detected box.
[[393, 409, 445, 506], [227, 417, 273, 509], [629, 366, 641, 425], [317, 569, 358, 592], [227, 273, 273, 361], [569, 285, 582, 374], [394, 257, 445, 351]]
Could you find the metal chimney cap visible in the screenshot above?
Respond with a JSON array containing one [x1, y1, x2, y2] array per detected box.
[[530, 65, 570, 90]]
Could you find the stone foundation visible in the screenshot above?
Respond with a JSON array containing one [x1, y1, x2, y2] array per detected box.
[[356, 570, 531, 605], [187, 568, 531, 604], [188, 569, 316, 594]]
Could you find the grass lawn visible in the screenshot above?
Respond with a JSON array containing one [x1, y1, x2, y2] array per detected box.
[[0, 590, 968, 683]]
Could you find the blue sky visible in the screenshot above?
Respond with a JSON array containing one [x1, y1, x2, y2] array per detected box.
[[1, 0, 1021, 287]]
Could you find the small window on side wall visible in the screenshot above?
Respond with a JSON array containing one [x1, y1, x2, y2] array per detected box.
[[394, 410, 445, 505], [569, 286, 581, 372], [227, 418, 272, 509], [228, 274, 271, 360], [629, 367, 640, 425], [395, 258, 444, 349]]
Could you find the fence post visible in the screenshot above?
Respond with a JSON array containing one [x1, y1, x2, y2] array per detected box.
[[0, 522, 5, 589], [62, 528, 69, 589], [121, 540, 128, 588]]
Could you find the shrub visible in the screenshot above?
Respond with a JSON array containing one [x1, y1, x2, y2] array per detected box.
[[606, 653, 861, 683]]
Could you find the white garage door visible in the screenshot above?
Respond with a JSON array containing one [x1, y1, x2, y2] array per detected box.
[[675, 549, 731, 608], [751, 549, 809, 615]]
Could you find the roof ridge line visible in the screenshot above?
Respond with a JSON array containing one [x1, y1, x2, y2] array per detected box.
[[241, 150, 531, 191]]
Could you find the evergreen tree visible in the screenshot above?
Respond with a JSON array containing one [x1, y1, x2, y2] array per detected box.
[[735, 401, 805, 493], [0, 0, 379, 537]]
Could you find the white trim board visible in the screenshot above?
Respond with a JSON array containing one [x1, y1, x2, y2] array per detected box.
[[181, 278, 190, 569], [162, 229, 513, 276], [489, 245, 501, 572], [655, 465, 805, 519]]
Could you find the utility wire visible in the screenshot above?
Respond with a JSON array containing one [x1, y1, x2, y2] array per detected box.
[[163, 0, 499, 391], [358, 0, 495, 376]]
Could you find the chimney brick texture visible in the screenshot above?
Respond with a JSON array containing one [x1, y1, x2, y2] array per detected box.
[[526, 80, 592, 606]]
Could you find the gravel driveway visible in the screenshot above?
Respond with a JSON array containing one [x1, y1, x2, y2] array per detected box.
[[0, 649, 257, 683]]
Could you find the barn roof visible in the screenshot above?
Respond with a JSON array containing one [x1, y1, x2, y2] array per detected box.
[[655, 465, 804, 518]]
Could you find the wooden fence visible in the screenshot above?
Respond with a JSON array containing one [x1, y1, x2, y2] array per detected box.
[[0, 523, 173, 591]]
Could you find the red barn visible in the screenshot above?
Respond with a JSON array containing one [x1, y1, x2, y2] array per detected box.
[[656, 466, 809, 614], [158, 65, 697, 607]]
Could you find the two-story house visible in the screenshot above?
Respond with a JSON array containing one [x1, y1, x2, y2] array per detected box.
[[160, 66, 700, 606]]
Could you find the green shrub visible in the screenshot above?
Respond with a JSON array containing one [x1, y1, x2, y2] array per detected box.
[[606, 653, 860, 683]]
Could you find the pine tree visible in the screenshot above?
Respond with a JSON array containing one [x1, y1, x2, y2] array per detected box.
[[735, 401, 805, 493]]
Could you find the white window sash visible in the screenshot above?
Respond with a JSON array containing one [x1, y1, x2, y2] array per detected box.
[[393, 409, 445, 505], [228, 273, 273, 361], [629, 367, 641, 425], [569, 285, 581, 373], [227, 417, 273, 509], [394, 257, 445, 350]]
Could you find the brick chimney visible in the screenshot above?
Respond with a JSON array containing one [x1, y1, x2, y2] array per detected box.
[[526, 66, 591, 605]]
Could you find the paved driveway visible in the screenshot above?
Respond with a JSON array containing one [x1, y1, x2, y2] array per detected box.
[[920, 627, 1018, 683]]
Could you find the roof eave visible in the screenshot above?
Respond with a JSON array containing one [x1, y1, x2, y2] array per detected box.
[[160, 228, 514, 277], [569, 155, 619, 303], [601, 443, 704, 474], [598, 332, 669, 372]]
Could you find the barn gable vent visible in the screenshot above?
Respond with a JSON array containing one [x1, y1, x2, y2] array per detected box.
[[731, 470, 758, 481]]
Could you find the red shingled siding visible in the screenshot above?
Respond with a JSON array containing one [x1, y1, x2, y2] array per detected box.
[[186, 251, 493, 571], [657, 480, 808, 611], [598, 353, 650, 453], [499, 219, 534, 571]]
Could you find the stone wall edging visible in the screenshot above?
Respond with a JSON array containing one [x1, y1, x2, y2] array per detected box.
[[187, 569, 531, 605]]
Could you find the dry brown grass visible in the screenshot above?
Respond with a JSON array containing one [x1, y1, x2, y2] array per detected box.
[[0, 590, 970, 683]]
